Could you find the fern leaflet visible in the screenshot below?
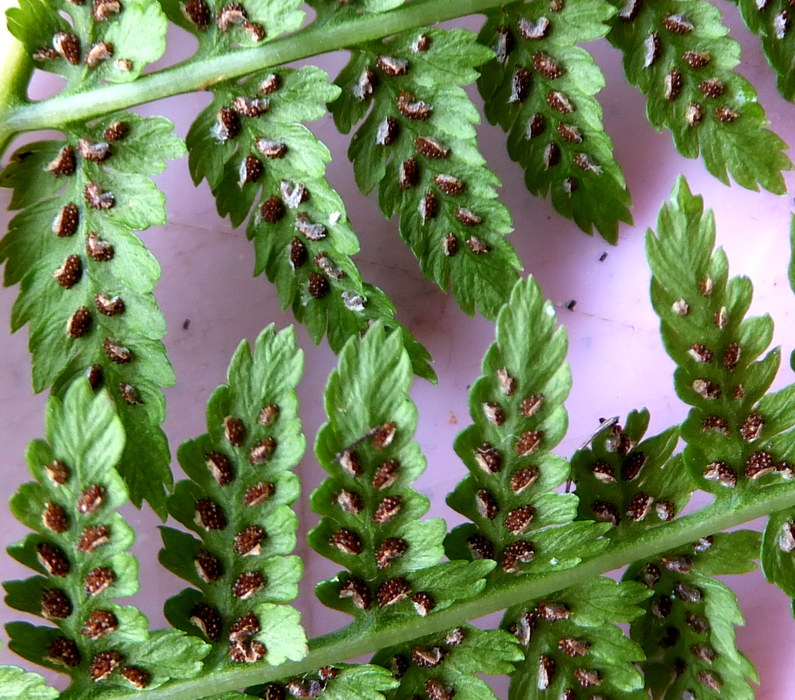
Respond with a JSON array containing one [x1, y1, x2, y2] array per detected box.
[[478, 0, 632, 242]]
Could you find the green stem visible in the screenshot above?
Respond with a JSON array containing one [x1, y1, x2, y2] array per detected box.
[[114, 484, 795, 700], [0, 0, 32, 155], [1, 0, 506, 141]]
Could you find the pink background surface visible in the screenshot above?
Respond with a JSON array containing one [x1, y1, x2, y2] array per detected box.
[[1, 6, 794, 696]]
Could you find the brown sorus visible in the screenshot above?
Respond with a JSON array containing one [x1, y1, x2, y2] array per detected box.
[[443, 233, 458, 256], [592, 500, 620, 525], [77, 484, 106, 514], [48, 145, 76, 176], [41, 588, 73, 619], [509, 66, 532, 103], [195, 498, 227, 530], [373, 422, 397, 450], [53, 32, 80, 65], [217, 3, 248, 32], [216, 107, 241, 141], [504, 505, 535, 534], [78, 524, 110, 553], [723, 342, 741, 371], [519, 16, 550, 39], [377, 577, 411, 607], [190, 602, 222, 641], [85, 42, 114, 69], [704, 460, 737, 487], [664, 69, 683, 101], [330, 528, 362, 555], [377, 55, 409, 76], [243, 481, 275, 507], [54, 255, 82, 288], [66, 306, 92, 338], [475, 488, 499, 520], [47, 637, 80, 668], [339, 577, 372, 610], [89, 650, 125, 681], [95, 293, 125, 316], [258, 403, 279, 425], [501, 540, 535, 572], [37, 542, 70, 576], [467, 533, 494, 560], [194, 549, 223, 583], [515, 429, 543, 456], [234, 524, 267, 556], [414, 136, 449, 158], [205, 451, 233, 486], [375, 537, 408, 569], [456, 207, 483, 226], [434, 174, 465, 196], [411, 591, 434, 616], [84, 567, 115, 595], [120, 666, 151, 689], [683, 50, 710, 68], [511, 466, 539, 493], [233, 571, 266, 599], [419, 191, 439, 222], [740, 412, 763, 441], [746, 451, 775, 479], [119, 383, 143, 405], [626, 492, 653, 521], [537, 654, 556, 689], [260, 195, 285, 223], [81, 609, 118, 639], [376, 116, 399, 146], [308, 272, 330, 299], [396, 90, 432, 120], [224, 416, 246, 446], [183, 0, 211, 30], [84, 181, 115, 209], [42, 502, 69, 533], [53, 202, 79, 237], [558, 637, 591, 657], [663, 13, 695, 34], [399, 157, 419, 189], [249, 436, 276, 465], [340, 450, 363, 477], [373, 496, 402, 524], [546, 90, 574, 113], [591, 460, 616, 483], [474, 443, 502, 473], [86, 232, 115, 261], [104, 121, 130, 142], [103, 337, 131, 364], [527, 112, 546, 138], [533, 51, 564, 79], [373, 459, 399, 489], [259, 73, 281, 94]]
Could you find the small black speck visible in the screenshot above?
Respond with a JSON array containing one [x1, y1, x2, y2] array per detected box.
[[565, 299, 577, 311], [182, 319, 191, 330], [599, 252, 608, 262]]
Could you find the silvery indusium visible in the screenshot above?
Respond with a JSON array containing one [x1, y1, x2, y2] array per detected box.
[[0, 0, 794, 698]]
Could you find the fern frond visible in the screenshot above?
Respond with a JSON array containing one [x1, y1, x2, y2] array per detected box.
[[159, 0, 304, 54], [250, 663, 399, 700], [159, 325, 308, 670], [445, 276, 607, 578], [478, 0, 632, 242], [307, 0, 405, 27], [184, 64, 434, 381], [731, 0, 795, 101], [0, 665, 58, 699], [371, 624, 521, 699], [4, 380, 208, 694], [571, 410, 695, 535], [625, 531, 760, 699], [330, 28, 522, 318], [0, 114, 185, 516], [310, 322, 493, 625], [504, 577, 649, 698], [647, 176, 794, 493], [7, 0, 168, 88], [608, 0, 792, 192]]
